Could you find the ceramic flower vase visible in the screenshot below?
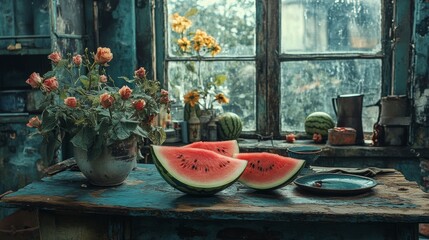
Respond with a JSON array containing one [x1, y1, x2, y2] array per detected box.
[[74, 138, 137, 186]]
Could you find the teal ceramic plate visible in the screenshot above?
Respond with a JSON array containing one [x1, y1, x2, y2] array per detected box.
[[294, 173, 378, 195]]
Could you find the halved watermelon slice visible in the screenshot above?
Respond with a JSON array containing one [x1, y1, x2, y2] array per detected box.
[[235, 152, 305, 191], [151, 145, 247, 195], [183, 140, 239, 157]]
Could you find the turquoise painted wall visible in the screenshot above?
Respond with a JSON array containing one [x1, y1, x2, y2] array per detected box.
[[412, 0, 429, 192], [412, 0, 429, 148]]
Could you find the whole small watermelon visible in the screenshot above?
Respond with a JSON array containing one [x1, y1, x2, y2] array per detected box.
[[304, 112, 335, 138], [217, 112, 243, 140]]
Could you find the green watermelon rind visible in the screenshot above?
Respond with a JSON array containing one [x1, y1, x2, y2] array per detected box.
[[150, 146, 246, 196], [304, 112, 335, 137], [236, 154, 306, 191], [218, 113, 243, 140]]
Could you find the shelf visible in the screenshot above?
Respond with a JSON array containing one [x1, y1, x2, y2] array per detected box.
[[0, 48, 51, 56]]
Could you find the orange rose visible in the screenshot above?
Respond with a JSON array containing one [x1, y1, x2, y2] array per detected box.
[[133, 99, 146, 111], [26, 72, 43, 88], [119, 86, 132, 100], [26, 116, 42, 128], [64, 97, 77, 108], [134, 67, 146, 79], [94, 47, 113, 65], [99, 74, 107, 83], [99, 93, 115, 108], [48, 51, 62, 64], [42, 77, 59, 92], [73, 54, 82, 66]]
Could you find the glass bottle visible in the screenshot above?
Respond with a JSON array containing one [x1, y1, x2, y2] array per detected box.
[[208, 116, 218, 141], [188, 107, 201, 142]]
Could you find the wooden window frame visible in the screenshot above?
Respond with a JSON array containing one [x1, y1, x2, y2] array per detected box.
[[153, 0, 411, 139]]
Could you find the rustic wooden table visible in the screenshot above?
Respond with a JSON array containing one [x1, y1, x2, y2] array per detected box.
[[1, 164, 428, 240]]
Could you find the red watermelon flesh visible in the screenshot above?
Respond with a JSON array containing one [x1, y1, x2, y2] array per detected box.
[[151, 145, 247, 191], [183, 140, 239, 157], [235, 152, 305, 190]]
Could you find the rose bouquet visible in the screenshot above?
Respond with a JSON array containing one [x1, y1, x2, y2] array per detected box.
[[26, 47, 169, 160]]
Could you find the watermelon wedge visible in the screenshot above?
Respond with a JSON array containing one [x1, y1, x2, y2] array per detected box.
[[183, 140, 239, 157], [235, 152, 305, 191], [151, 145, 247, 196]]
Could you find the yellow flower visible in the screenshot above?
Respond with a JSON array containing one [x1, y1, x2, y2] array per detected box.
[[171, 13, 192, 33], [204, 35, 216, 48], [211, 44, 222, 57], [177, 37, 191, 52], [215, 93, 229, 104], [184, 90, 200, 107], [192, 29, 208, 51]]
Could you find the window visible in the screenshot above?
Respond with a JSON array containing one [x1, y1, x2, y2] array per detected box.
[[280, 0, 383, 132], [158, 0, 408, 138], [163, 0, 256, 132]]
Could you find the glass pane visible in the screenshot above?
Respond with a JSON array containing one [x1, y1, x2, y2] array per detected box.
[[166, 0, 256, 57], [55, 0, 85, 35], [281, 0, 382, 53], [280, 59, 381, 133], [168, 61, 256, 131]]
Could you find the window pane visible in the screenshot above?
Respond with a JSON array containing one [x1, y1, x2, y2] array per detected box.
[[280, 60, 381, 133], [281, 0, 382, 53], [167, 0, 256, 56], [168, 61, 256, 131]]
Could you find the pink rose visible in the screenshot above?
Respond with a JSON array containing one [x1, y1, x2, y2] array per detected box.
[[119, 86, 132, 100], [135, 67, 146, 79], [99, 75, 107, 83], [64, 97, 77, 108], [160, 95, 169, 104], [94, 47, 113, 65], [42, 77, 59, 92], [26, 116, 42, 128], [73, 54, 82, 66], [100, 93, 115, 108], [48, 51, 62, 64], [26, 72, 42, 88], [161, 89, 168, 96], [133, 99, 146, 111], [159, 89, 169, 104]]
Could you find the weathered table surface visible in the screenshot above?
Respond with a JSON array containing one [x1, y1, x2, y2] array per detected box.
[[1, 164, 429, 239]]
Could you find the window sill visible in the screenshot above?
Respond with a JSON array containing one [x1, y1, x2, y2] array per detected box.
[[237, 139, 427, 159]]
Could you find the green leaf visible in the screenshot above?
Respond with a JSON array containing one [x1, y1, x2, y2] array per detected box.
[[118, 76, 134, 83], [79, 75, 90, 88], [89, 72, 99, 84], [59, 89, 68, 100], [148, 127, 166, 145], [41, 109, 58, 132], [56, 59, 69, 68], [70, 127, 96, 151], [42, 70, 55, 79], [184, 8, 198, 18], [133, 125, 149, 139], [214, 74, 227, 86], [114, 120, 138, 141], [185, 62, 196, 73]]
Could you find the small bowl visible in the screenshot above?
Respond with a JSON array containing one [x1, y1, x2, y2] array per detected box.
[[287, 146, 322, 167]]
